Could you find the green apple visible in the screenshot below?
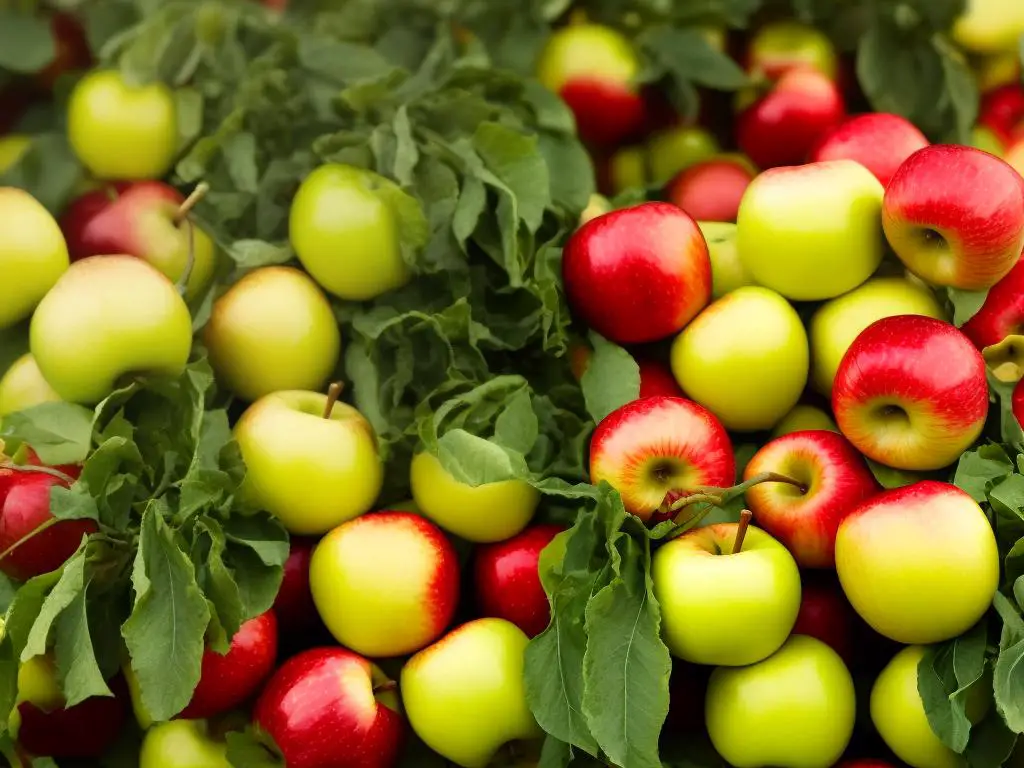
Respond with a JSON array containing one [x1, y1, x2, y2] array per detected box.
[[706, 635, 856, 768], [0, 353, 61, 416], [608, 145, 647, 193], [809, 276, 946, 395], [409, 451, 539, 542], [670, 285, 809, 431], [652, 522, 801, 666], [30, 255, 192, 405], [697, 221, 756, 298], [203, 266, 340, 402], [67, 69, 178, 181], [289, 163, 410, 301], [0, 187, 70, 329], [747, 20, 838, 80], [401, 618, 543, 768], [0, 135, 30, 174], [737, 160, 884, 301], [234, 389, 383, 535], [139, 719, 230, 768], [647, 125, 720, 186], [771, 404, 837, 438], [971, 125, 1006, 157]]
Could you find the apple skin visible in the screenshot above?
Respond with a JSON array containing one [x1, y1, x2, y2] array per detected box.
[[58, 182, 132, 256], [961, 254, 1024, 348], [67, 69, 178, 180], [636, 358, 684, 399], [254, 646, 404, 768], [771, 405, 837, 438], [836, 481, 999, 645], [705, 635, 856, 768], [979, 84, 1024, 145], [139, 719, 230, 768], [671, 286, 809, 431], [809, 113, 929, 188], [562, 201, 711, 345], [605, 144, 647, 193], [743, 430, 879, 568], [0, 353, 61, 416], [697, 221, 756, 298], [400, 618, 543, 768], [882, 144, 1024, 290], [203, 266, 341, 403], [272, 535, 321, 634], [792, 573, 856, 665], [310, 511, 459, 658], [1014, 378, 1024, 427], [665, 155, 756, 223], [952, 0, 1024, 55], [745, 20, 838, 80], [647, 126, 721, 186], [832, 315, 988, 471], [652, 522, 801, 666], [973, 124, 1008, 157], [590, 396, 735, 522], [736, 160, 884, 301], [234, 390, 383, 535], [473, 523, 564, 638], [0, 187, 70, 330], [0, 134, 30, 174]]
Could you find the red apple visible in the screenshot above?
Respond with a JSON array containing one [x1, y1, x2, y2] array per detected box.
[[664, 155, 756, 223], [474, 523, 563, 638], [272, 536, 320, 633], [562, 202, 711, 344], [961, 252, 1024, 348], [59, 183, 132, 260], [637, 358, 684, 399], [1014, 378, 1024, 428], [980, 84, 1024, 145], [809, 113, 929, 188], [792, 573, 856, 664], [590, 396, 735, 522], [179, 610, 278, 720], [254, 646, 403, 768], [743, 430, 879, 568], [832, 315, 988, 471], [882, 144, 1024, 290]]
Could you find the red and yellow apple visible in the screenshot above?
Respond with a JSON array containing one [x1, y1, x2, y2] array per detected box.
[[962, 253, 1024, 348], [664, 154, 756, 223], [809, 113, 929, 188], [745, 20, 838, 80]]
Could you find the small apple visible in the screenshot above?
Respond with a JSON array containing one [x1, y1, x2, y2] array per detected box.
[[836, 481, 999, 644], [832, 315, 988, 471], [590, 396, 735, 522], [771, 405, 837, 438], [809, 113, 929, 187], [234, 389, 384, 535], [979, 83, 1024, 145], [66, 69, 178, 180], [736, 160, 884, 301], [952, 0, 1024, 55], [562, 202, 711, 344], [746, 20, 838, 80], [646, 125, 720, 186], [579, 193, 611, 225], [636, 358, 684, 399], [203, 266, 341, 402], [705, 635, 856, 768], [254, 646, 404, 768], [665, 154, 756, 222], [882, 144, 1024, 290], [0, 134, 30, 174], [606, 144, 647, 193], [696, 221, 756, 298], [962, 254, 1024, 348], [0, 353, 61, 416], [409, 450, 539, 542], [670, 286, 809, 431], [272, 535, 321, 635], [400, 618, 542, 768], [139, 719, 230, 768], [792, 573, 857, 664]]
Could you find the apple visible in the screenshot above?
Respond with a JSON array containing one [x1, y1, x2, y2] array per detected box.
[[836, 481, 999, 644], [771, 405, 837, 438], [0, 187, 70, 330], [606, 144, 647, 193], [705, 635, 856, 768], [979, 83, 1024, 145], [254, 646, 404, 768], [400, 618, 542, 768], [809, 113, 930, 187], [736, 160, 884, 300], [139, 719, 230, 768], [665, 154, 756, 222], [0, 134, 30, 174], [646, 125, 720, 186], [66, 69, 178, 180], [562, 201, 711, 344], [58, 183, 132, 257], [962, 254, 1024, 348], [474, 523, 563, 638], [0, 353, 61, 416], [652, 520, 801, 665], [410, 450, 539, 542], [272, 535, 321, 634], [746, 20, 838, 80], [696, 221, 756, 298], [1015, 378, 1024, 428], [792, 573, 856, 664], [636, 358, 684, 399], [670, 286, 809, 431], [809, 276, 946, 395], [952, 0, 1024, 55], [974, 50, 1021, 94], [973, 124, 1007, 156], [832, 315, 988, 471], [579, 193, 610, 225], [234, 389, 383, 535], [589, 396, 735, 522], [203, 266, 340, 402], [30, 255, 192, 405], [882, 144, 1024, 290]]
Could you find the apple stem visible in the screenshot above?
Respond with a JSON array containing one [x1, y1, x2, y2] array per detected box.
[[731, 509, 753, 554], [175, 219, 197, 297], [373, 679, 398, 694], [0, 461, 76, 487], [322, 381, 344, 419], [173, 181, 209, 226]]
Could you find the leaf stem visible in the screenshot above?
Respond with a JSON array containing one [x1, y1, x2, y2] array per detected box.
[[732, 509, 753, 554], [322, 381, 344, 419]]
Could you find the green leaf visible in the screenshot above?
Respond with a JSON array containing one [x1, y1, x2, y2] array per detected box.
[[493, 389, 540, 457], [227, 240, 294, 269], [954, 445, 1014, 503], [474, 122, 551, 235], [436, 430, 528, 485], [580, 333, 640, 424], [993, 591, 1024, 731], [917, 622, 987, 752], [0, 133, 84, 215], [226, 726, 284, 768], [52, 560, 113, 707], [538, 735, 573, 768], [964, 710, 1017, 768], [947, 287, 990, 327], [21, 549, 88, 663], [0, 10, 56, 73], [1, 402, 94, 466], [642, 27, 748, 91]]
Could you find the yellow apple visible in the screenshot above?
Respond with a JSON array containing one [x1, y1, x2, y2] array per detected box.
[[952, 0, 1024, 54], [139, 719, 230, 768], [0, 353, 61, 416], [697, 221, 756, 298], [771, 404, 837, 438]]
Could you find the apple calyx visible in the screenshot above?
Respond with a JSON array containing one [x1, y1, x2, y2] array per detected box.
[[322, 381, 344, 418], [731, 509, 753, 554], [983, 334, 1024, 382]]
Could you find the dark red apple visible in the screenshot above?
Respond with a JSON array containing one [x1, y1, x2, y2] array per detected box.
[[34, 13, 92, 91], [637, 358, 684, 399], [272, 536, 319, 633], [809, 113, 929, 188], [961, 252, 1024, 349], [980, 84, 1024, 145], [59, 183, 131, 261], [792, 573, 856, 663], [1013, 378, 1024, 428]]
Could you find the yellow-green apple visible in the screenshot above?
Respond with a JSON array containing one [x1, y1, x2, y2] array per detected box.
[[606, 144, 647, 193], [705, 635, 856, 768], [696, 221, 756, 298], [636, 358, 684, 399], [736, 160, 883, 300], [234, 390, 383, 534], [400, 618, 542, 768], [589, 396, 735, 522], [289, 163, 411, 301], [0, 134, 30, 174], [792, 572, 857, 664], [952, 0, 1024, 54], [535, 22, 645, 147], [745, 20, 838, 80], [962, 255, 1024, 348], [579, 193, 611, 225], [809, 113, 929, 187], [310, 511, 459, 657], [836, 481, 999, 644], [744, 430, 879, 568], [670, 286, 809, 431], [139, 719, 230, 768], [30, 255, 191, 404], [562, 202, 711, 344], [0, 187, 69, 329], [831, 315, 988, 470], [665, 154, 756, 222], [409, 450, 538, 542], [652, 521, 800, 665], [809, 276, 946, 395], [254, 647, 404, 768], [882, 144, 1024, 290], [771, 405, 837, 438], [0, 353, 60, 416], [203, 266, 340, 402], [647, 125, 720, 185], [973, 124, 1007, 156], [66, 69, 178, 180]]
